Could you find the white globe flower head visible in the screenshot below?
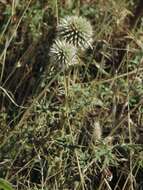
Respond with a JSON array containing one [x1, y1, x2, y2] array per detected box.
[[50, 39, 78, 69], [57, 16, 93, 50]]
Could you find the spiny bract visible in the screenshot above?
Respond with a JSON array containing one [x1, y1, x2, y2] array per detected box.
[[50, 39, 78, 69], [57, 16, 93, 50]]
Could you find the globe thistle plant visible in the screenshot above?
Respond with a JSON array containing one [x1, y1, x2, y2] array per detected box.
[[50, 39, 78, 69], [57, 16, 93, 50]]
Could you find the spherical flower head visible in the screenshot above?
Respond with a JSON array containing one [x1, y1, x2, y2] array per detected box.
[[50, 39, 78, 69], [57, 16, 93, 50]]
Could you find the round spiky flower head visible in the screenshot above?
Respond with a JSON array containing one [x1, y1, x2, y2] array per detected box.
[[50, 39, 78, 69], [57, 16, 93, 50]]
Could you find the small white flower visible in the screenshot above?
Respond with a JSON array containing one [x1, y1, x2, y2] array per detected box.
[[92, 121, 102, 143]]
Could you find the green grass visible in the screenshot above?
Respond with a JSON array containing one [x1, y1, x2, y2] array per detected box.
[[0, 0, 143, 189]]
